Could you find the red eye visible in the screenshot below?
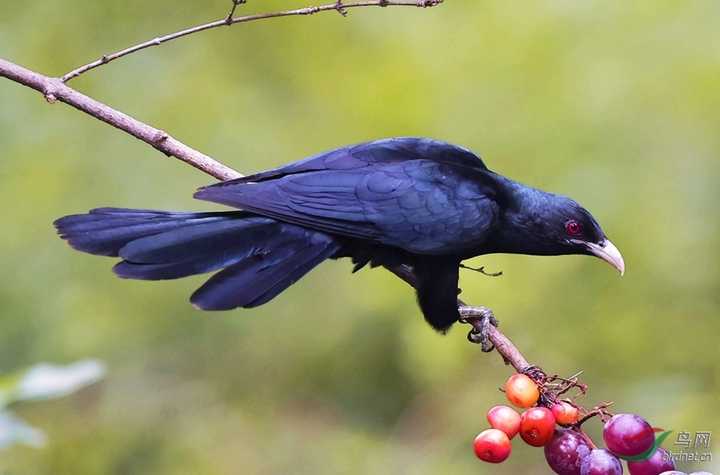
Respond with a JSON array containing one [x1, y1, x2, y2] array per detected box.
[[565, 220, 582, 236]]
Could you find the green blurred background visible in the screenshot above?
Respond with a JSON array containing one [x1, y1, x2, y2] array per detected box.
[[1, 1, 718, 473]]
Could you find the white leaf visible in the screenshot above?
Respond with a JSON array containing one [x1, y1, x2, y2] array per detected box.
[[0, 411, 46, 449], [15, 360, 106, 402]]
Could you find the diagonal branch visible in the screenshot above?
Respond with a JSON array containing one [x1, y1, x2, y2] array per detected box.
[[385, 264, 530, 371], [1, 56, 531, 372], [60, 0, 443, 83], [0, 58, 241, 181]]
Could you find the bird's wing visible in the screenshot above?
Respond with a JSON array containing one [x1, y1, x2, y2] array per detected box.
[[234, 137, 488, 184], [195, 144, 499, 255]]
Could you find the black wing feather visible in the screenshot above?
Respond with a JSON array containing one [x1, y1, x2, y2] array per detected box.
[[232, 137, 488, 184], [196, 139, 499, 255]]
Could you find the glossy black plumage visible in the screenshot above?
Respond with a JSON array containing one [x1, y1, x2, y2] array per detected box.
[[194, 139, 498, 255], [55, 138, 621, 331]]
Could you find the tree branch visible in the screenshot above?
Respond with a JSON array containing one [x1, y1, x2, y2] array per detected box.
[[1, 55, 531, 372], [60, 0, 443, 83], [0, 58, 241, 181], [1, 56, 532, 372], [0, 0, 532, 374], [384, 264, 530, 372]]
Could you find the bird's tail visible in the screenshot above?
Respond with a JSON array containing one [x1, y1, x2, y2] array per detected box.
[[54, 208, 340, 310]]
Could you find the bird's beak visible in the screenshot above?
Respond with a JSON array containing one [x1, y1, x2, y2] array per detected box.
[[584, 239, 625, 276]]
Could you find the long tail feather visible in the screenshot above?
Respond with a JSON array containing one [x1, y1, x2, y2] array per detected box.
[[190, 231, 339, 310], [54, 208, 242, 257], [55, 208, 340, 309]]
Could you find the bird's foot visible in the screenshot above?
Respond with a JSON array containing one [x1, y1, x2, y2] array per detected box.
[[458, 306, 498, 352]]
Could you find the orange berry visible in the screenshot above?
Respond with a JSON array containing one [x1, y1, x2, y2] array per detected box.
[[504, 373, 540, 408], [551, 401, 580, 425]]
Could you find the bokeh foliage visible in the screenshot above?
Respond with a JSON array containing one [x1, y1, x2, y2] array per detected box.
[[0, 1, 718, 473]]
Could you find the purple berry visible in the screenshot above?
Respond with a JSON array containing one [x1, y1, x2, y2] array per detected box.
[[658, 472, 686, 475], [580, 449, 624, 475], [603, 414, 655, 457], [545, 429, 592, 475], [628, 448, 675, 475]]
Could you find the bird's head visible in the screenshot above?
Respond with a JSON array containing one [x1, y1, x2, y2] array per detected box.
[[492, 184, 625, 275], [540, 195, 625, 275]]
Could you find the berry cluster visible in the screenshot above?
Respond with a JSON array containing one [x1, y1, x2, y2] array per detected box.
[[472, 371, 704, 475]]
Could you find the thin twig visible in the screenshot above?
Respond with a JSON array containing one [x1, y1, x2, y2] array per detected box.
[[60, 0, 443, 83], [226, 0, 247, 24], [460, 263, 503, 277]]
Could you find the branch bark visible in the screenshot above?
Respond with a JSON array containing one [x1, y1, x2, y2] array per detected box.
[[0, 58, 241, 181], [0, 0, 532, 374], [385, 264, 530, 371]]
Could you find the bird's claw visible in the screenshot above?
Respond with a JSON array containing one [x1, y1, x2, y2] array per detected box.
[[458, 306, 498, 352]]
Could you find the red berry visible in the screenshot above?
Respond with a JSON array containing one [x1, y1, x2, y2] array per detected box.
[[628, 448, 676, 475], [603, 413, 655, 457], [552, 401, 580, 425], [520, 407, 556, 447], [487, 405, 522, 439], [473, 428, 512, 463], [505, 373, 540, 408]]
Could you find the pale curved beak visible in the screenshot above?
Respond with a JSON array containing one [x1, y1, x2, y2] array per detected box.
[[584, 239, 625, 276]]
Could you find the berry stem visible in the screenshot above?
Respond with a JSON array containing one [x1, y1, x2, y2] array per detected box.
[[574, 402, 615, 428], [575, 428, 598, 450]]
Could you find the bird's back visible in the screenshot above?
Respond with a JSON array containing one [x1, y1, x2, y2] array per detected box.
[[195, 138, 501, 255]]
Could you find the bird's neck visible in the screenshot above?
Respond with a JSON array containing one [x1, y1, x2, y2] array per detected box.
[[485, 178, 562, 256]]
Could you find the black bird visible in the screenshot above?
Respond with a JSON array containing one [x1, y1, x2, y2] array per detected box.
[[55, 138, 624, 332]]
